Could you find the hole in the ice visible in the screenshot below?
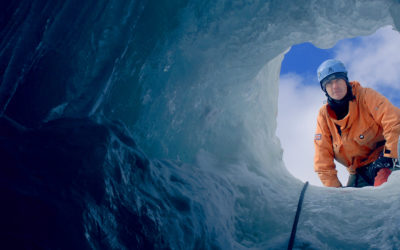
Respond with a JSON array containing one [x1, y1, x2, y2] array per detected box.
[[277, 25, 400, 187]]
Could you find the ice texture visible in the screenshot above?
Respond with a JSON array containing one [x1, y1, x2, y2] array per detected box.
[[1, 0, 400, 249]]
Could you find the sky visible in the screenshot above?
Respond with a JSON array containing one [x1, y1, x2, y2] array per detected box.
[[277, 25, 400, 186]]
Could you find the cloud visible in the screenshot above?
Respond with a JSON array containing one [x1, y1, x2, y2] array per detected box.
[[277, 74, 349, 186], [335, 26, 400, 91]]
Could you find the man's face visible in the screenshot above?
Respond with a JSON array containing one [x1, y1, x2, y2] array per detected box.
[[325, 78, 347, 100]]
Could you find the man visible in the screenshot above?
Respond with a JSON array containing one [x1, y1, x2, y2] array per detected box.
[[314, 59, 400, 187]]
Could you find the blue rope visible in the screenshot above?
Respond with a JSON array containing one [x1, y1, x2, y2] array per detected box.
[[288, 181, 309, 250]]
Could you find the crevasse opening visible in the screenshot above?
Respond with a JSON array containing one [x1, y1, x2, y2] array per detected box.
[[278, 25, 400, 187]]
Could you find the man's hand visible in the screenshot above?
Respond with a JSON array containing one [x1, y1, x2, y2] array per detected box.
[[366, 156, 396, 179]]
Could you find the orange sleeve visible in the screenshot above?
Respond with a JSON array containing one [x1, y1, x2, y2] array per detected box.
[[314, 108, 342, 187], [363, 88, 400, 159]]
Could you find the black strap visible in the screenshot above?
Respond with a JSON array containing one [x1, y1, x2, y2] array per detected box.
[[376, 140, 386, 148], [288, 181, 309, 250], [336, 124, 342, 136]]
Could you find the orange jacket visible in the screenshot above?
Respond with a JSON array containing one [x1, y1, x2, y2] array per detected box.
[[314, 81, 400, 187]]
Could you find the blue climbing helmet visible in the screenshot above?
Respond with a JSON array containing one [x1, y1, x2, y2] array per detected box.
[[317, 59, 348, 91]]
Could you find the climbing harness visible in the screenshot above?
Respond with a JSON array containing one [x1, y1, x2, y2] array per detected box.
[[287, 181, 309, 250], [392, 158, 399, 170]]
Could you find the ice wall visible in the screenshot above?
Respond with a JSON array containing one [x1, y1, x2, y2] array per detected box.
[[2, 0, 400, 249]]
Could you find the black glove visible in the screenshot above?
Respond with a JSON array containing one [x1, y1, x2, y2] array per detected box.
[[358, 156, 395, 184]]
